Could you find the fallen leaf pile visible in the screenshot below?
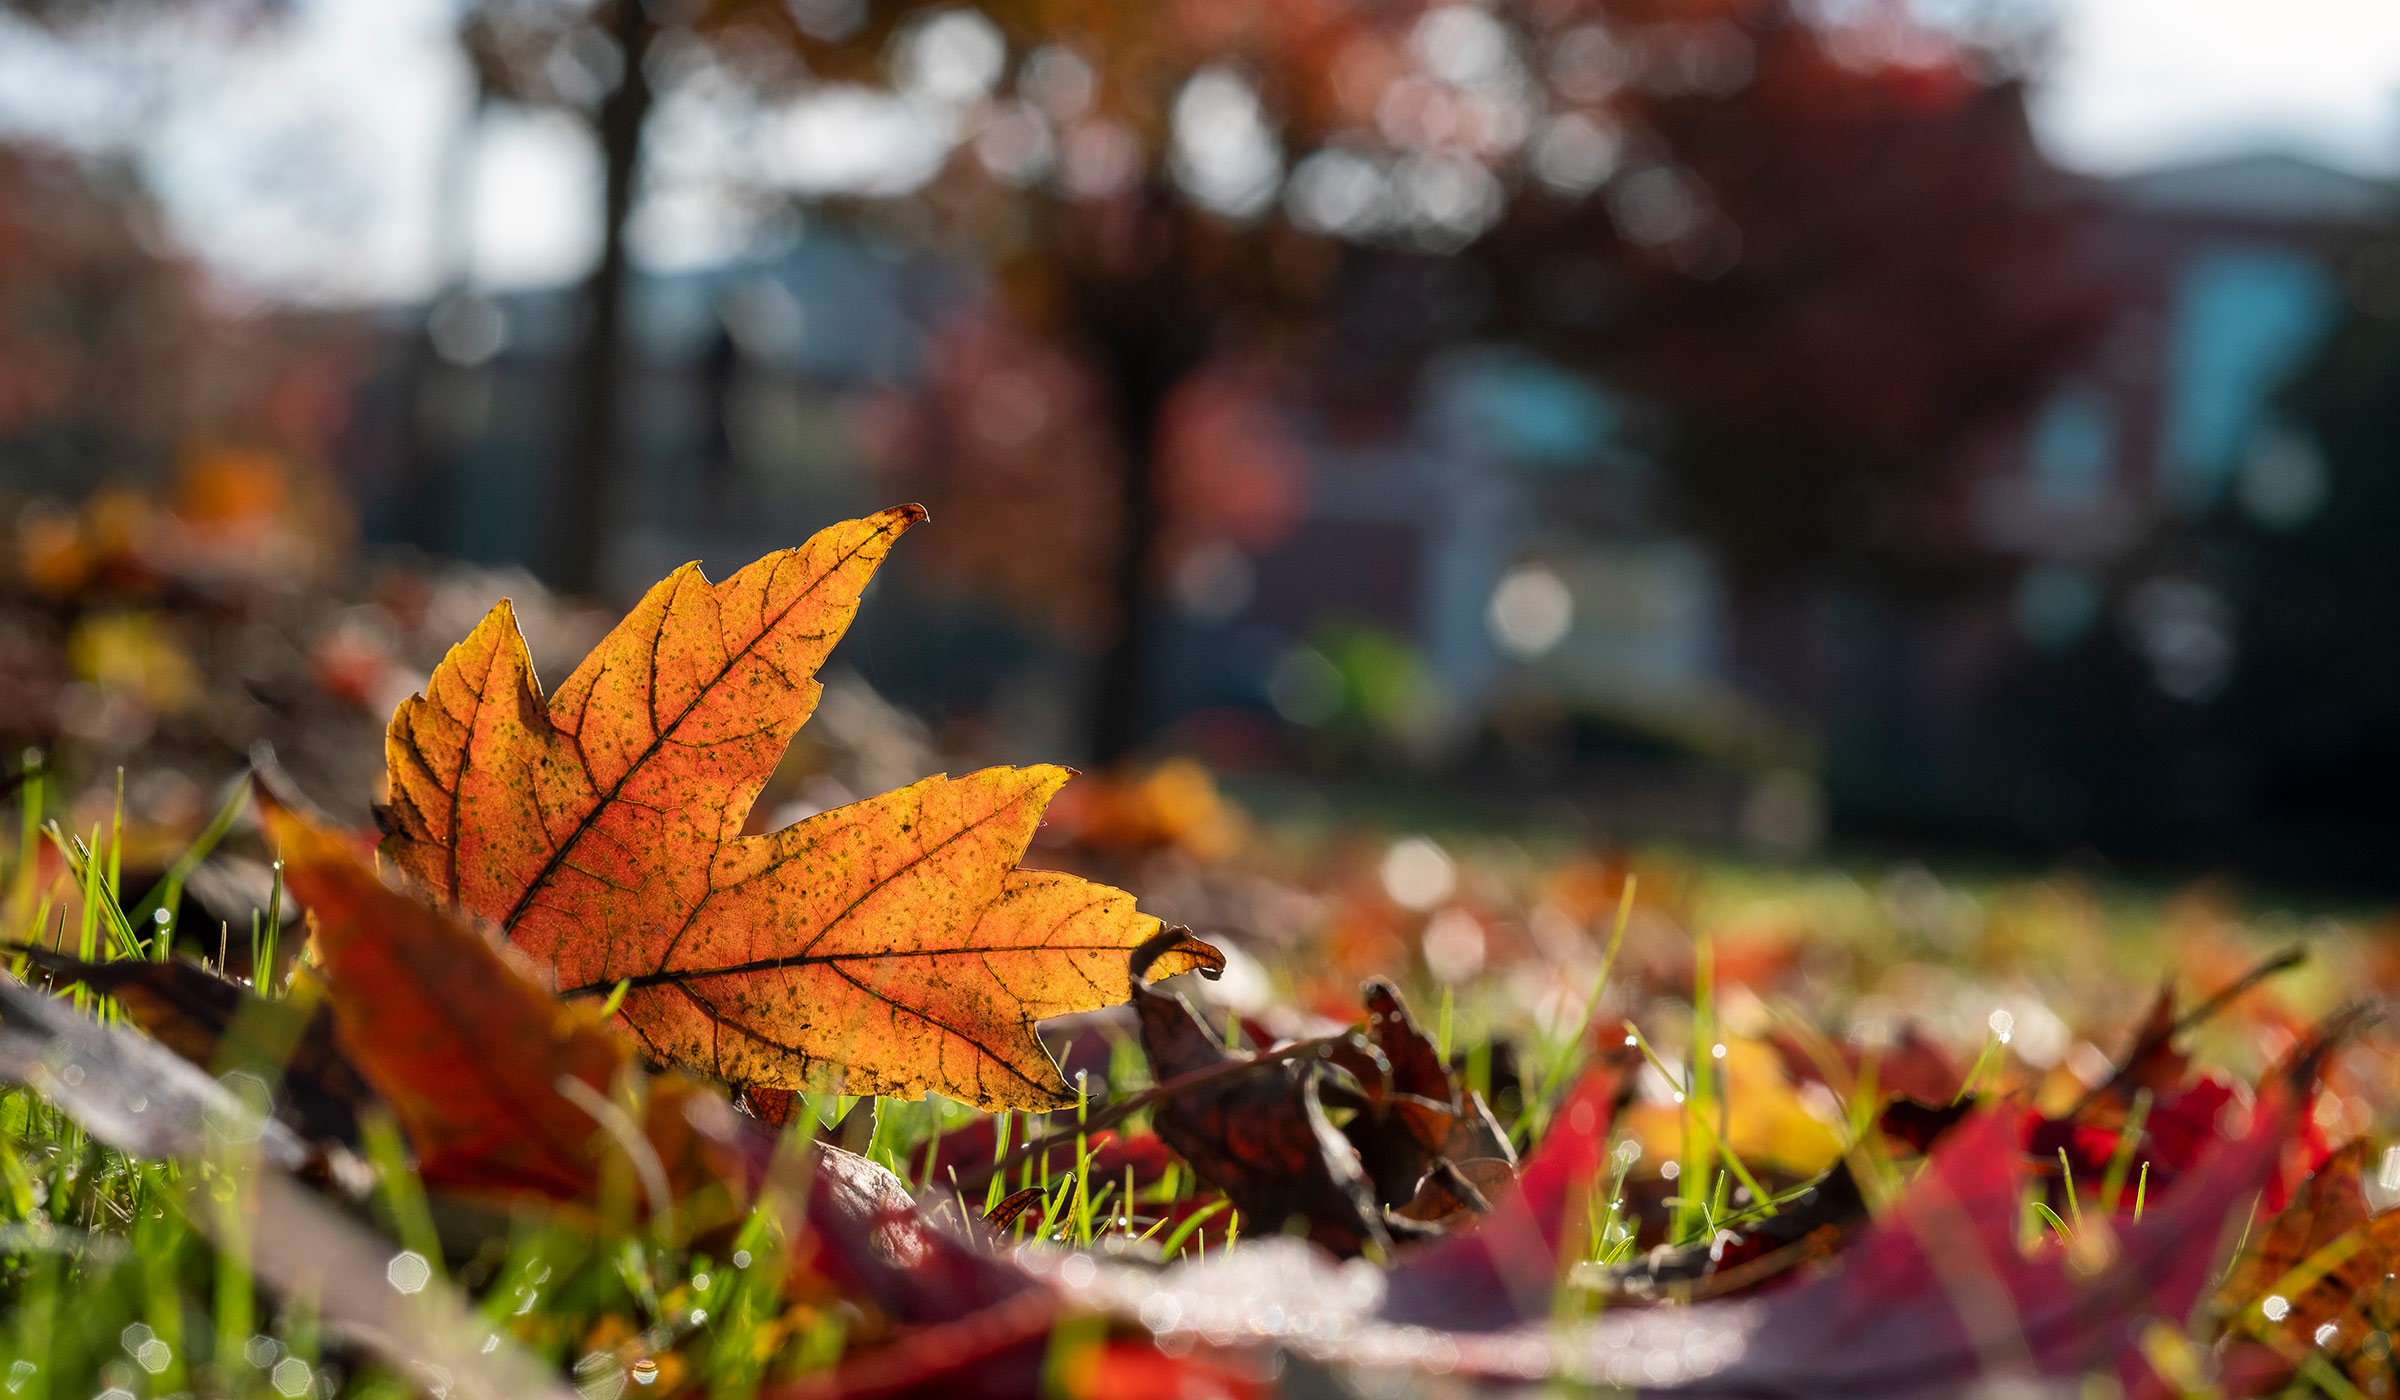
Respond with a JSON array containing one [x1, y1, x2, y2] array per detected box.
[[2, 507, 2397, 1399]]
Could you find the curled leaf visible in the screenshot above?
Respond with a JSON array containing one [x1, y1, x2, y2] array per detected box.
[[1131, 936, 1391, 1257]]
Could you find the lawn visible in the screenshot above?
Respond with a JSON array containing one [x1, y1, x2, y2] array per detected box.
[[0, 745, 2389, 1398], [0, 509, 2392, 1400]]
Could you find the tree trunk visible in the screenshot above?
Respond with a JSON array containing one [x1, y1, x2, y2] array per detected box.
[[545, 0, 654, 596], [1089, 360, 1170, 765], [1087, 272, 1207, 765], [400, 86, 486, 557]]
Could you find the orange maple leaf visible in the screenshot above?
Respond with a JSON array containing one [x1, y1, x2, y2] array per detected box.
[[377, 506, 1217, 1109]]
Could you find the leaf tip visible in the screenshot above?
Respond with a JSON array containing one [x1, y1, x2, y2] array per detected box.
[[1131, 926, 1225, 985], [250, 759, 330, 852]]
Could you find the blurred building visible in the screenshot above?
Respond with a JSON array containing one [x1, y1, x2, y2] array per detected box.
[[1984, 154, 2386, 603], [344, 149, 2400, 876], [1822, 152, 2399, 870], [351, 235, 937, 580]]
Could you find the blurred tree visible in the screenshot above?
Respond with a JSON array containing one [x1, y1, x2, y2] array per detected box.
[[459, 0, 660, 595], [1476, 5, 2105, 594], [0, 145, 358, 508], [2205, 295, 2400, 875], [0, 149, 206, 493], [463, 0, 2098, 756]]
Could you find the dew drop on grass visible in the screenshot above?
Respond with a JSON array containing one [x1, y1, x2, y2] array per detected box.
[[270, 1357, 311, 1398], [387, 1250, 432, 1295], [573, 1352, 627, 1400]]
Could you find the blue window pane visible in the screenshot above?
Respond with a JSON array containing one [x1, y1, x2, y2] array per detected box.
[[2157, 245, 2337, 511]]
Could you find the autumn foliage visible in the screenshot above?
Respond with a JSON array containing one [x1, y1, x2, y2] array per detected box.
[[0, 507, 2389, 1400], [378, 506, 1213, 1109]]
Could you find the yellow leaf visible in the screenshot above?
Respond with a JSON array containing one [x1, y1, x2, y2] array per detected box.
[[379, 506, 1217, 1109]]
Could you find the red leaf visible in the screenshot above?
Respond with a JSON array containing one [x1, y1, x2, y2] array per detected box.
[[1685, 1076, 2302, 1398], [1378, 1044, 1641, 1330]]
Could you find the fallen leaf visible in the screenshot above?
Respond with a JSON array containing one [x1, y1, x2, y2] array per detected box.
[[378, 506, 1210, 1109], [14, 948, 372, 1154], [0, 970, 575, 1400], [1673, 1033, 2335, 1400], [1032, 1055, 2291, 1394], [266, 795, 748, 1211], [2031, 950, 2317, 1209], [1129, 931, 1392, 1257], [268, 793, 1050, 1331], [2085, 951, 2304, 1113], [2214, 1139, 2400, 1394], [1379, 1046, 1641, 1330], [1325, 981, 1466, 1205]]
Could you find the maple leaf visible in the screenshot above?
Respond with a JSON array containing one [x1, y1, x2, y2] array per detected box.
[[377, 506, 1216, 1109]]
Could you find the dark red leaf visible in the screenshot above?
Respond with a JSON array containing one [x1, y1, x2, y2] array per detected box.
[[1129, 929, 1391, 1257], [1678, 1067, 2309, 1398], [1378, 1044, 1641, 1330]]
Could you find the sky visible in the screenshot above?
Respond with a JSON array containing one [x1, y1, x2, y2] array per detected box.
[[2028, 0, 2400, 178], [1, 0, 2397, 305]]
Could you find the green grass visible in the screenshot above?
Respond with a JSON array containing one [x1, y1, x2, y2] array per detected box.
[[0, 756, 2388, 1395], [0, 762, 1268, 1395]]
